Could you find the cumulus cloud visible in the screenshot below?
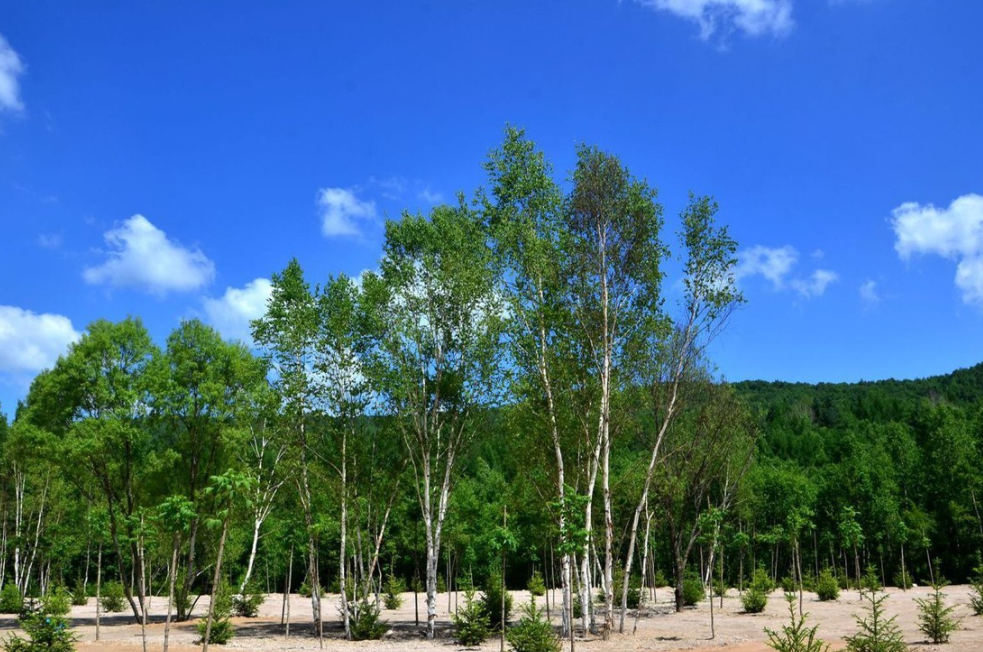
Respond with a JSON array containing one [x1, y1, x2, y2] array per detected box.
[[83, 215, 215, 295], [202, 278, 273, 344], [790, 269, 838, 298], [0, 306, 80, 375], [891, 194, 983, 307], [317, 187, 377, 237], [859, 279, 880, 305], [0, 34, 25, 113], [736, 244, 836, 299], [634, 0, 794, 39], [735, 245, 798, 288]]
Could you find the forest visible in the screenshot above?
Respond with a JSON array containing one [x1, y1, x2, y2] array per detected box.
[[2, 129, 982, 649]]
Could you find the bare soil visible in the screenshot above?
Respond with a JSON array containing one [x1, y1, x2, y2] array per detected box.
[[3, 585, 981, 652]]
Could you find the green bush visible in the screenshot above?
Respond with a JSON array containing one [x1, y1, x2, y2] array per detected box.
[[572, 594, 582, 620], [742, 568, 772, 614], [764, 594, 831, 652], [70, 581, 87, 607], [915, 582, 958, 644], [99, 581, 126, 613], [437, 574, 447, 594], [527, 571, 546, 597], [681, 574, 705, 607], [713, 578, 728, 598], [231, 584, 264, 618], [3, 608, 79, 652], [612, 570, 642, 609], [349, 600, 388, 641], [781, 576, 797, 594], [1, 584, 24, 614], [197, 583, 234, 645], [383, 575, 404, 610], [814, 568, 840, 602], [454, 589, 491, 647], [860, 567, 881, 593], [42, 587, 72, 616], [506, 598, 560, 652], [969, 561, 983, 616], [653, 569, 668, 588], [892, 569, 912, 590], [480, 576, 513, 628], [298, 580, 325, 598]]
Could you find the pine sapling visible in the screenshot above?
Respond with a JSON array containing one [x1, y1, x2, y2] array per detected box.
[[764, 593, 831, 652], [969, 561, 983, 616], [844, 585, 908, 652], [914, 582, 958, 644]]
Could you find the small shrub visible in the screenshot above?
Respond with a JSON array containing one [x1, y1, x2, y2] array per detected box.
[[480, 576, 513, 629], [815, 568, 840, 602], [860, 567, 882, 593], [197, 583, 234, 645], [844, 586, 908, 652], [781, 576, 797, 594], [527, 571, 546, 597], [968, 561, 983, 616], [349, 599, 388, 641], [915, 582, 958, 644], [681, 574, 704, 607], [3, 608, 79, 652], [454, 589, 491, 647], [42, 587, 72, 616], [1, 584, 24, 614], [99, 581, 126, 613], [70, 581, 87, 607], [437, 574, 446, 594], [743, 568, 772, 614], [764, 593, 831, 652], [383, 575, 404, 610], [506, 598, 560, 652], [231, 584, 264, 618], [653, 569, 668, 587], [298, 580, 325, 598], [572, 594, 582, 620], [713, 578, 728, 598], [893, 569, 912, 590]]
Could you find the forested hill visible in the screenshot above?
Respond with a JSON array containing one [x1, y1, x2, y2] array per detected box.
[[728, 360, 983, 585]]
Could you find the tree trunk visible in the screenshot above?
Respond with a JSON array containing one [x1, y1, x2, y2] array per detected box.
[[201, 516, 229, 652]]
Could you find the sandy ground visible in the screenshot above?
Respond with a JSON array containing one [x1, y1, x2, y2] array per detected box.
[[2, 586, 981, 652]]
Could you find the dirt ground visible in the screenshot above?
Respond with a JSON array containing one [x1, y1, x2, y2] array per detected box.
[[3, 585, 981, 652]]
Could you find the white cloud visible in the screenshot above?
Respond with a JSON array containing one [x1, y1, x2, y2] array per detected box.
[[0, 33, 25, 113], [202, 278, 273, 344], [891, 194, 983, 307], [418, 187, 444, 204], [634, 0, 793, 39], [790, 269, 837, 298], [735, 245, 798, 288], [317, 187, 377, 237], [0, 306, 80, 375], [83, 214, 215, 295], [736, 244, 836, 299], [38, 233, 62, 249], [859, 279, 880, 305]]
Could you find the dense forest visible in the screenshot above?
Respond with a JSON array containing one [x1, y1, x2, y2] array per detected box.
[[1, 129, 981, 646]]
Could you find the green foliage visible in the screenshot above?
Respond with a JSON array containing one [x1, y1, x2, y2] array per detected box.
[[968, 561, 983, 616], [298, 580, 324, 598], [572, 594, 582, 620], [197, 583, 234, 645], [506, 598, 560, 652], [844, 587, 909, 652], [781, 576, 797, 594], [480, 576, 513, 628], [453, 589, 491, 647], [437, 574, 447, 594], [743, 569, 773, 614], [41, 587, 72, 616], [231, 584, 264, 618], [69, 581, 87, 607], [893, 570, 912, 590], [815, 568, 840, 602], [349, 600, 388, 641], [713, 577, 728, 598], [99, 582, 126, 613], [0, 584, 24, 614], [527, 571, 546, 597], [2, 609, 79, 652], [764, 594, 831, 652], [682, 573, 705, 607], [653, 569, 668, 587], [383, 575, 405, 610], [914, 583, 958, 644], [861, 567, 882, 593]]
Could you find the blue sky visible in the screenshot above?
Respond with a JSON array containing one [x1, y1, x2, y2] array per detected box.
[[1, 0, 982, 418]]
